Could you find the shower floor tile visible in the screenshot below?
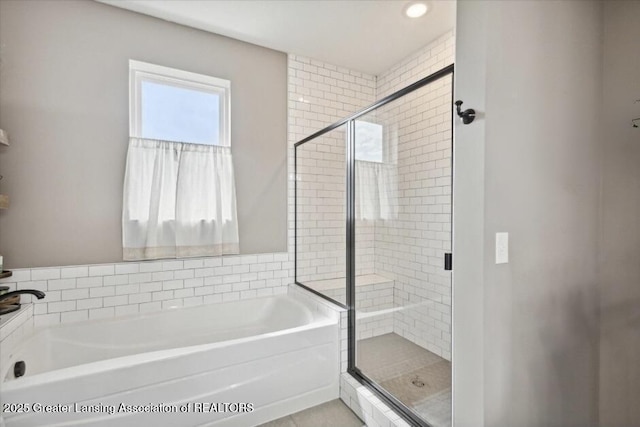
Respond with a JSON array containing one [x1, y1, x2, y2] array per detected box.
[[258, 399, 364, 427], [357, 333, 451, 427]]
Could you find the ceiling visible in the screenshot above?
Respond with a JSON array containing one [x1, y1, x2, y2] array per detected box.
[[96, 0, 456, 76]]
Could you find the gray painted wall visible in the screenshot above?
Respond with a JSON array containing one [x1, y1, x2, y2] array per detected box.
[[455, 1, 602, 426], [0, 0, 288, 268], [600, 1, 640, 425], [453, 2, 487, 425]]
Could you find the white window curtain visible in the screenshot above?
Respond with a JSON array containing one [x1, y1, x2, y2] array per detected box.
[[355, 160, 398, 221], [122, 137, 239, 260]]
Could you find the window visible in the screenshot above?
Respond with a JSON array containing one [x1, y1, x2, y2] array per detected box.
[[123, 61, 238, 261], [129, 60, 230, 146], [355, 120, 383, 162]]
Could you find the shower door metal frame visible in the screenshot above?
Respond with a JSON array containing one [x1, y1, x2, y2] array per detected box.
[[294, 63, 455, 427]]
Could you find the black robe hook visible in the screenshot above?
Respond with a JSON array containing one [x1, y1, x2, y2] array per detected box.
[[455, 100, 476, 125]]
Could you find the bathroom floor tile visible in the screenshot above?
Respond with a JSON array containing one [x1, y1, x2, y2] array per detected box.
[[379, 360, 451, 406], [357, 333, 444, 382], [357, 333, 452, 427], [258, 416, 297, 427], [259, 399, 363, 427]]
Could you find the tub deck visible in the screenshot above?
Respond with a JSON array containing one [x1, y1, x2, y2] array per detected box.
[[1, 295, 340, 427]]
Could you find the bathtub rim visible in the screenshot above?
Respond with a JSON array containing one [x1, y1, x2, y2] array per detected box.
[[1, 294, 337, 390]]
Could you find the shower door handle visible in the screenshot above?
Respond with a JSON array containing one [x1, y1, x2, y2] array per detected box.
[[444, 253, 452, 271]]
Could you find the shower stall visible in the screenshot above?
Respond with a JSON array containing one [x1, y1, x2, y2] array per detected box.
[[295, 64, 454, 427]]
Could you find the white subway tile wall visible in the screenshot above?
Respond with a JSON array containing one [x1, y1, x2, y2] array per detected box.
[[352, 281, 394, 340], [320, 277, 394, 340], [340, 373, 411, 427], [288, 55, 378, 302], [295, 128, 348, 286], [374, 31, 454, 360], [377, 31, 455, 99], [0, 253, 291, 327]]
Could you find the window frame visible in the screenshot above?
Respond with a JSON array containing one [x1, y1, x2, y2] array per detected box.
[[129, 60, 231, 146]]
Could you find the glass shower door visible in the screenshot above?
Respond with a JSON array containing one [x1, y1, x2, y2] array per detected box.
[[351, 73, 453, 427]]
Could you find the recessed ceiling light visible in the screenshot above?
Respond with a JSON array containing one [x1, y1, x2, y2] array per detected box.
[[405, 2, 428, 18]]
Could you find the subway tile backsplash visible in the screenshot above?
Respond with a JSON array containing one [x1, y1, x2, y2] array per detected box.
[[0, 253, 292, 328]]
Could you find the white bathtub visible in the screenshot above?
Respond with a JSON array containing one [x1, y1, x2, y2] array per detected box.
[[0, 295, 339, 427]]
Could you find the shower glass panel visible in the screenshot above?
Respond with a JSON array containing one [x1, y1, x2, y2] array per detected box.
[[294, 64, 453, 426], [295, 124, 347, 306], [353, 73, 453, 427]]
